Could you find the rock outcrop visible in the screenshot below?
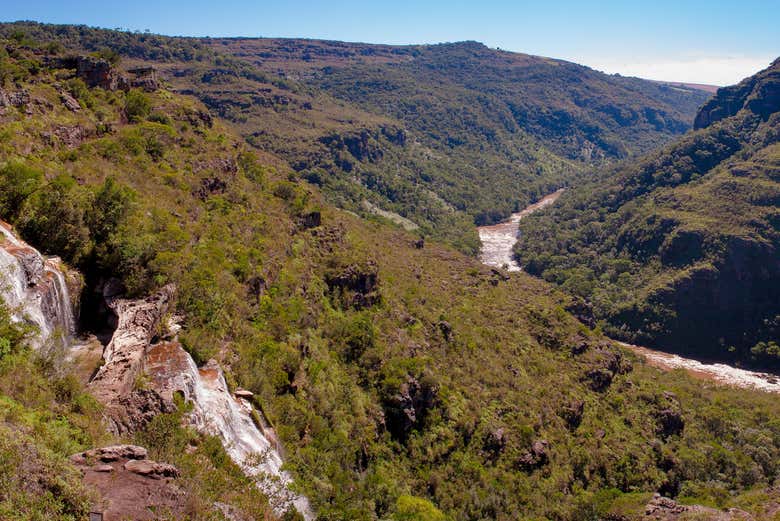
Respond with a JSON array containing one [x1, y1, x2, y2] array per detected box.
[[644, 493, 754, 520], [694, 57, 780, 129], [87, 285, 313, 519], [88, 284, 176, 431], [76, 56, 128, 91], [517, 439, 550, 471], [324, 260, 380, 309], [384, 375, 439, 441], [70, 445, 186, 521]]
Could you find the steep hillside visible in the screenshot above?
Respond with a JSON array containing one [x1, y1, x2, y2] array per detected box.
[[516, 58, 780, 367], [0, 22, 708, 255], [2, 29, 780, 521]]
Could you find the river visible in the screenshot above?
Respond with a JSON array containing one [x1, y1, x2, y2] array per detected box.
[[478, 189, 565, 271], [477, 190, 780, 394]]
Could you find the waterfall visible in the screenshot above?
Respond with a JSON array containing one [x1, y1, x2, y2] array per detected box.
[[144, 341, 314, 520], [0, 221, 76, 349], [0, 231, 316, 518]]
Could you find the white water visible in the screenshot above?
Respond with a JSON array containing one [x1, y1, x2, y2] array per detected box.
[[620, 342, 780, 394], [477, 189, 565, 271], [0, 221, 75, 349], [476, 191, 780, 394], [144, 342, 314, 519]]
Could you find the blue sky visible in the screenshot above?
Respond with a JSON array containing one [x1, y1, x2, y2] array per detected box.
[[3, 0, 778, 84]]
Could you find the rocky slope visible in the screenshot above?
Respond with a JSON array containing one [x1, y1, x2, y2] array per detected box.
[[516, 58, 780, 365]]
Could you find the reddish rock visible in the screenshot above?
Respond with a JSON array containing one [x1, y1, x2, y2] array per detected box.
[[71, 445, 186, 521], [124, 459, 180, 479]]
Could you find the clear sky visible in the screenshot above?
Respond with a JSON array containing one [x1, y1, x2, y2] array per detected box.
[[3, 0, 778, 85]]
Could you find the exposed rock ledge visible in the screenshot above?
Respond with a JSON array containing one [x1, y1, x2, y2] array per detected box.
[[87, 285, 313, 519], [70, 445, 186, 521], [643, 493, 756, 520], [88, 284, 176, 433]]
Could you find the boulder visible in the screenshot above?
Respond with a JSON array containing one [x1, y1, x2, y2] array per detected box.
[[76, 56, 128, 91], [71, 445, 186, 520], [71, 444, 148, 464], [234, 388, 254, 399], [517, 439, 549, 471], [60, 90, 81, 112], [124, 459, 180, 479]]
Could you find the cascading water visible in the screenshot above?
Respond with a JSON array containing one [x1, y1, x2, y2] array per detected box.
[[144, 341, 314, 519], [0, 221, 76, 349], [1, 223, 313, 517], [90, 287, 314, 520]]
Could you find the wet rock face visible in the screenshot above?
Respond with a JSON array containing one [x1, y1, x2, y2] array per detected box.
[[70, 445, 185, 521], [84, 286, 313, 519], [0, 221, 78, 348]]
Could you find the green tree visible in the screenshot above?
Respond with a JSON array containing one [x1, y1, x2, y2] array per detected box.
[[0, 161, 43, 220], [124, 89, 151, 122], [392, 495, 446, 521]]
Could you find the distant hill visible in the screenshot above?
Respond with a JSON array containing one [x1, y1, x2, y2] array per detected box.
[[0, 23, 709, 252], [212, 38, 711, 225], [517, 58, 780, 366], [649, 79, 720, 93]]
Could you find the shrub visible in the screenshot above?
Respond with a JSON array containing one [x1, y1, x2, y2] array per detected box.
[[124, 89, 151, 122], [392, 495, 446, 521]]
